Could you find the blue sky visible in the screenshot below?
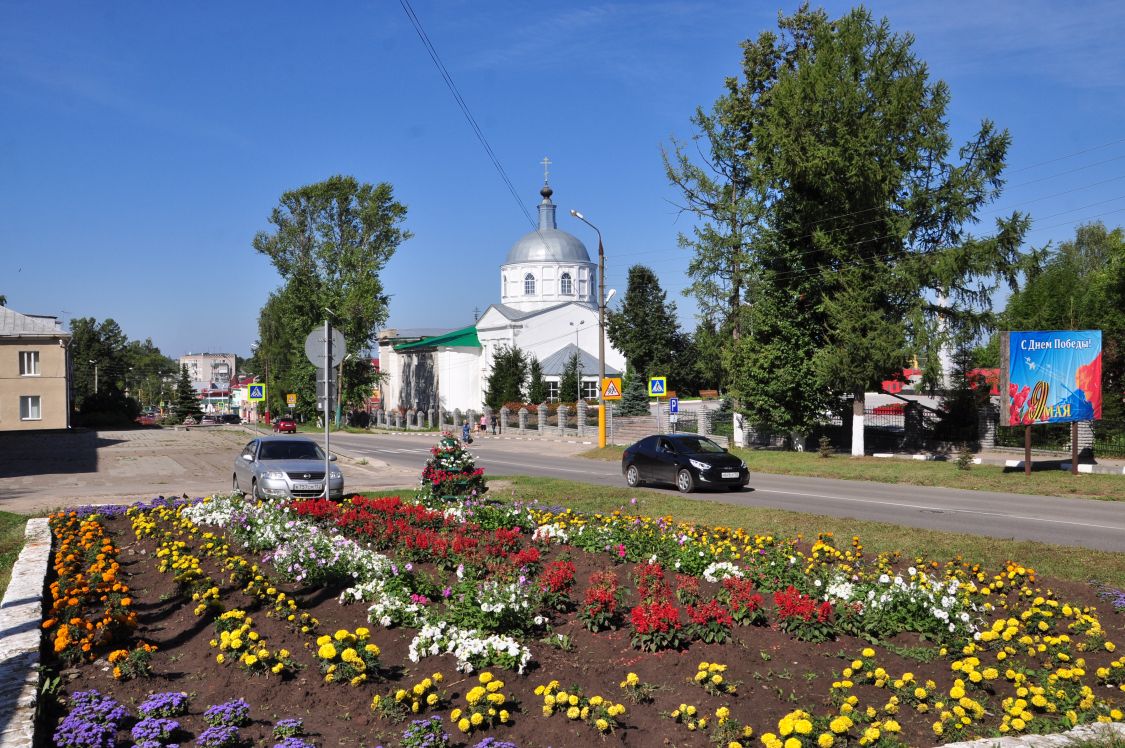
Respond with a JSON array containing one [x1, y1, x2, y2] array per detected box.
[[2, 1, 1123, 359]]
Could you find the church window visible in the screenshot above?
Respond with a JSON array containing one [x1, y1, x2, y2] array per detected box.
[[524, 273, 536, 295], [578, 276, 588, 297], [560, 272, 573, 295]]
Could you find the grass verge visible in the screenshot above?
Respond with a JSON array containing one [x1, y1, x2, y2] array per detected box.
[[578, 445, 1125, 500], [0, 511, 30, 600], [483, 475, 1125, 586]]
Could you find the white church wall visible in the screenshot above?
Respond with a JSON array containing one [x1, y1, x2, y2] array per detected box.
[[438, 348, 482, 413]]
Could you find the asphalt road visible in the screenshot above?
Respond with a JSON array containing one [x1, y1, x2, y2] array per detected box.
[[329, 431, 1125, 553]]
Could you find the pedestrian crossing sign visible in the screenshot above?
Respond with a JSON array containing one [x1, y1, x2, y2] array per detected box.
[[248, 384, 266, 402], [602, 377, 622, 400], [647, 376, 667, 397]]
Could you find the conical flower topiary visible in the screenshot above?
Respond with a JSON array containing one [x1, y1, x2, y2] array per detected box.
[[418, 431, 487, 503]]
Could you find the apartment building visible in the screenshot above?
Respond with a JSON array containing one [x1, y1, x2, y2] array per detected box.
[[0, 306, 72, 430]]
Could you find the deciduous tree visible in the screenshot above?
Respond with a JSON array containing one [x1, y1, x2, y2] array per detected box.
[[253, 175, 410, 418]]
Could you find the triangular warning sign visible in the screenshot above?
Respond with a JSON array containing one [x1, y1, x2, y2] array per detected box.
[[604, 381, 620, 397]]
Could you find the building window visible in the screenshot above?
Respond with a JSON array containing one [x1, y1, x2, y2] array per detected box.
[[578, 277, 588, 297], [560, 272, 573, 295], [580, 379, 599, 401], [20, 395, 41, 421], [19, 351, 40, 376], [546, 380, 559, 402], [524, 273, 536, 295], [502, 274, 507, 296]]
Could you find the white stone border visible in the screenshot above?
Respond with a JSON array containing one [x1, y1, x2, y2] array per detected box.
[[942, 721, 1125, 747], [0, 518, 50, 748]]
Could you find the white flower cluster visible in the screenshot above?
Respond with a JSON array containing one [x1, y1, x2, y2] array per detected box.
[[180, 492, 245, 526], [341, 578, 427, 628], [477, 580, 535, 615], [408, 620, 532, 674], [532, 523, 569, 544], [826, 569, 980, 637], [702, 561, 744, 583]]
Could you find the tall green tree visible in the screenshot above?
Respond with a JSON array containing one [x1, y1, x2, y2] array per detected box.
[[527, 357, 547, 404], [123, 338, 178, 408], [606, 265, 686, 387], [484, 344, 528, 409], [253, 175, 410, 419], [683, 5, 1027, 453], [615, 368, 651, 417], [173, 364, 203, 421], [558, 353, 581, 405], [69, 317, 130, 410]]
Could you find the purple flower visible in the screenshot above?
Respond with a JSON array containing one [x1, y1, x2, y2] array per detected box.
[[131, 717, 179, 743], [197, 724, 241, 748], [203, 698, 251, 727], [138, 691, 189, 718], [273, 739, 316, 748]]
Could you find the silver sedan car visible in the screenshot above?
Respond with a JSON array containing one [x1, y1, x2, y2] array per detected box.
[[233, 436, 344, 500]]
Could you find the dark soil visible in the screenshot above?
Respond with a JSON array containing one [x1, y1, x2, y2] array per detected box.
[[37, 513, 1125, 748]]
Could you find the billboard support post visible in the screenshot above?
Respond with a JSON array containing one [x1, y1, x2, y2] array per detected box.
[[1071, 423, 1079, 475], [1024, 426, 1031, 477]]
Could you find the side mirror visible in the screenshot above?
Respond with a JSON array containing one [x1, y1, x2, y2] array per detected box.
[[329, 454, 337, 462]]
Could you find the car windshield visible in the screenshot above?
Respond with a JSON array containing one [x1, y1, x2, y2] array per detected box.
[[673, 436, 726, 454], [259, 441, 323, 461]]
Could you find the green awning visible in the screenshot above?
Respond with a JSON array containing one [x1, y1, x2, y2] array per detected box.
[[393, 325, 481, 351]]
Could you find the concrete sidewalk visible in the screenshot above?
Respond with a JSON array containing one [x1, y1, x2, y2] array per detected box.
[[0, 427, 417, 515]]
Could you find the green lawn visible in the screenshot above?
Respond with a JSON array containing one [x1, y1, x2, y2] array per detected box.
[[482, 475, 1125, 587], [579, 445, 1125, 500], [0, 511, 30, 600]]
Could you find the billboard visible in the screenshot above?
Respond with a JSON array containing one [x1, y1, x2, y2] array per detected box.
[[999, 330, 1102, 426]]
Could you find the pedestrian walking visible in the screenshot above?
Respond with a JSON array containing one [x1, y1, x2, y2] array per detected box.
[[461, 421, 471, 445]]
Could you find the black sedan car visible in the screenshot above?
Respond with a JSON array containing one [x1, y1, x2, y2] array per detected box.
[[622, 434, 749, 493]]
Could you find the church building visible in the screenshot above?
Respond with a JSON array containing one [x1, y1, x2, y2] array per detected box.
[[377, 179, 626, 413]]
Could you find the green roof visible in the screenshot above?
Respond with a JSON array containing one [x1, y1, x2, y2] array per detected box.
[[393, 325, 481, 351]]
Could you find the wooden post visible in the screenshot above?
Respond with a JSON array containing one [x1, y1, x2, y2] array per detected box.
[[1024, 425, 1031, 476], [1070, 421, 1079, 475]]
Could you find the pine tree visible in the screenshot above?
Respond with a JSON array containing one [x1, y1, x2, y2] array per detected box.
[[606, 265, 684, 384], [173, 364, 203, 421], [559, 353, 581, 405], [484, 344, 528, 409], [418, 432, 488, 504], [616, 369, 651, 417], [527, 358, 547, 404]]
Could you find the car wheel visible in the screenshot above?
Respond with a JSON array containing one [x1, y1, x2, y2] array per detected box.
[[625, 464, 642, 487], [251, 479, 260, 500], [676, 468, 696, 493]]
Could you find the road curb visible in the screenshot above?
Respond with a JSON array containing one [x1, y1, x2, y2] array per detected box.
[[0, 518, 50, 748]]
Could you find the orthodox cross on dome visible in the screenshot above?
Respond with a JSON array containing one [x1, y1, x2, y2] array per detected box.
[[540, 156, 551, 183]]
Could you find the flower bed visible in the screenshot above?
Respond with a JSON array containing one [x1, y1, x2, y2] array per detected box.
[[36, 484, 1125, 747]]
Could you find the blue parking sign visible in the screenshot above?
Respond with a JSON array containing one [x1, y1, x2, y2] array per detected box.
[[669, 397, 678, 414]]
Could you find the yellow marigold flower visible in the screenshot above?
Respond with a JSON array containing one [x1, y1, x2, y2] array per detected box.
[[450, 708, 461, 721], [566, 706, 581, 720], [470, 712, 483, 726], [817, 734, 834, 748], [479, 671, 493, 684], [716, 706, 730, 720], [427, 693, 439, 706], [457, 718, 470, 732], [596, 718, 609, 732], [317, 643, 337, 660], [862, 648, 875, 657]]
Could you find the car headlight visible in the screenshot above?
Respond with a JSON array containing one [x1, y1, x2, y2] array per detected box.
[[265, 471, 287, 480], [329, 469, 342, 479], [689, 459, 710, 471], [739, 460, 747, 469]]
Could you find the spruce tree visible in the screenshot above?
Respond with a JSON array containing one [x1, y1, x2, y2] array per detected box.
[[616, 369, 651, 417], [418, 432, 488, 504], [527, 357, 547, 404], [559, 353, 581, 404], [173, 364, 203, 421], [484, 344, 528, 409]]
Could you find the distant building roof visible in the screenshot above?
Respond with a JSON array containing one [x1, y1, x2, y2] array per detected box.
[[0, 307, 67, 337], [538, 343, 621, 377]]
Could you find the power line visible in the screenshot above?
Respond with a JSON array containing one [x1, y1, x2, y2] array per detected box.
[[397, 0, 563, 264]]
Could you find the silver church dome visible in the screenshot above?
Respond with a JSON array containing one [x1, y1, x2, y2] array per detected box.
[[504, 183, 591, 264], [506, 228, 590, 264]]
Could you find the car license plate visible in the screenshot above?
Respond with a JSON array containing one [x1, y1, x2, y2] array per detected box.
[[721, 472, 739, 479], [294, 482, 320, 491]]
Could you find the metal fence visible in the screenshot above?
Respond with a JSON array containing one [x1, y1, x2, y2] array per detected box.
[[996, 421, 1125, 457]]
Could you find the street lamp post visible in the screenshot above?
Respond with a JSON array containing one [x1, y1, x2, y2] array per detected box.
[[569, 210, 607, 448], [569, 320, 585, 403], [88, 359, 98, 394]]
